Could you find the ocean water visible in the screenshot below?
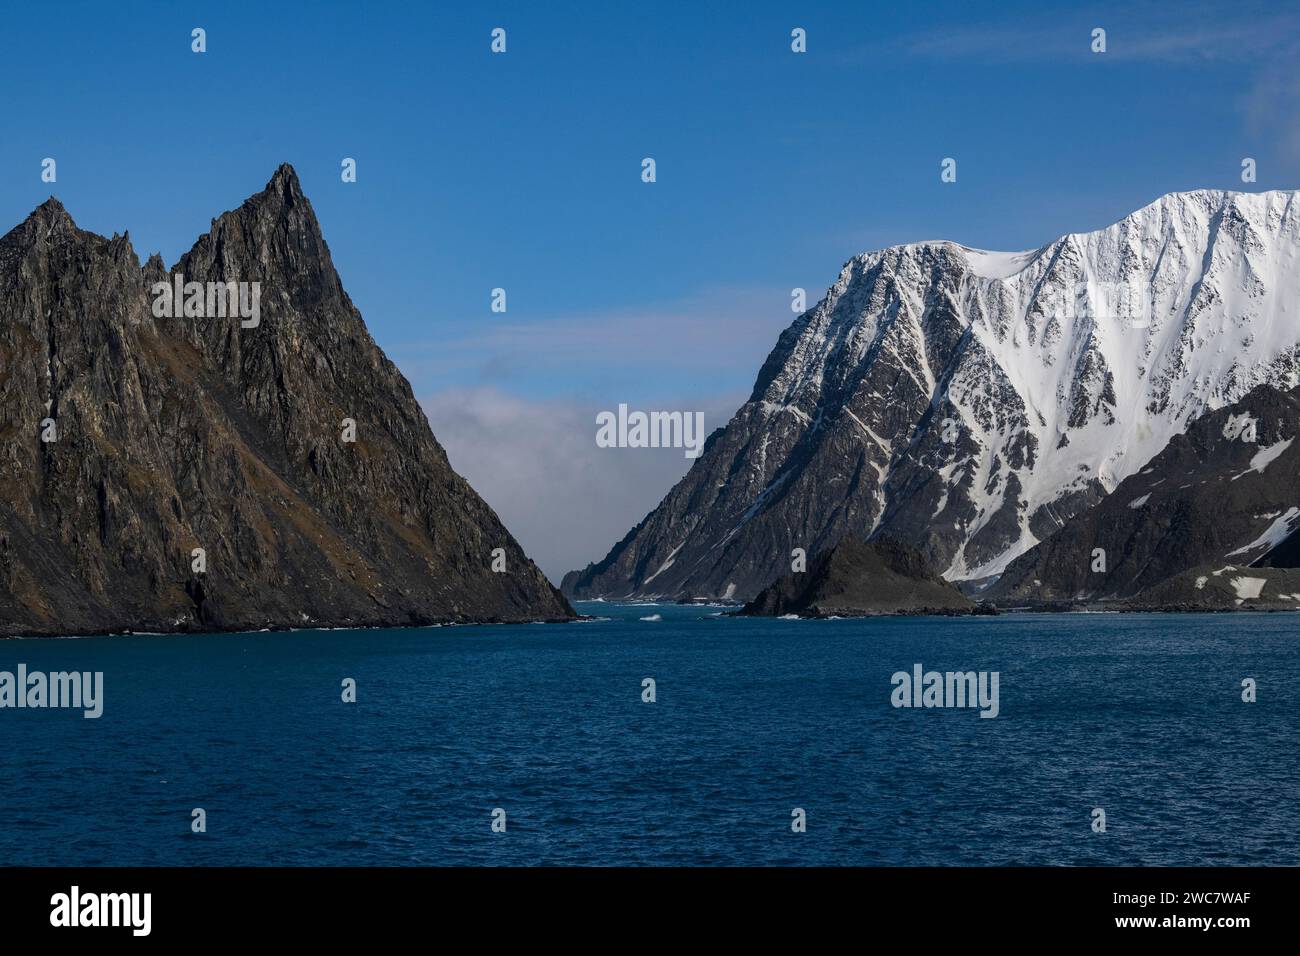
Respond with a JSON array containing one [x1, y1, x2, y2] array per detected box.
[[1, 604, 1296, 866]]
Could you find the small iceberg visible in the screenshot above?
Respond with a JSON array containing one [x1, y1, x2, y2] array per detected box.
[[639, 614, 663, 622]]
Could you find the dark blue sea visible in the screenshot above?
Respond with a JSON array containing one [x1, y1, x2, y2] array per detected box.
[[1, 604, 1296, 866]]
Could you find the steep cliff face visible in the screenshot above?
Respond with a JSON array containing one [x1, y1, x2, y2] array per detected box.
[[0, 165, 572, 635], [565, 189, 1300, 601]]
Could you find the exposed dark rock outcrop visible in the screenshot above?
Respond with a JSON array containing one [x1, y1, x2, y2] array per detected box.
[[990, 382, 1300, 606], [736, 536, 983, 618], [0, 165, 573, 636], [1122, 564, 1300, 611]]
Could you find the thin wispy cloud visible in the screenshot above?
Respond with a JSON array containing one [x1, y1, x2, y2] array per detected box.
[[877, 8, 1300, 64], [1244, 47, 1300, 159], [393, 284, 799, 397], [824, 4, 1300, 169]]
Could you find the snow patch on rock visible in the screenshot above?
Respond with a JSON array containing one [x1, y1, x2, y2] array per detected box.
[[1230, 576, 1266, 600], [1227, 507, 1300, 557]]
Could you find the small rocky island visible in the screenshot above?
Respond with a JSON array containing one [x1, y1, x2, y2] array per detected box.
[[735, 536, 989, 618]]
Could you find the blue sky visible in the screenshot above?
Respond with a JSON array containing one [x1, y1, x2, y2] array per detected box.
[[3, 0, 1298, 577]]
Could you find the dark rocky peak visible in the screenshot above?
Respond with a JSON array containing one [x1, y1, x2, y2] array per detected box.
[[0, 195, 148, 351], [160, 164, 361, 407], [170, 164, 348, 346], [104, 230, 139, 267], [2, 196, 141, 273], [28, 196, 76, 233], [178, 163, 330, 265], [0, 197, 80, 256], [142, 252, 167, 285], [0, 173, 572, 634], [261, 162, 306, 203]]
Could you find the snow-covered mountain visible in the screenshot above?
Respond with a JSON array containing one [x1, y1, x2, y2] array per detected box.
[[563, 189, 1300, 601]]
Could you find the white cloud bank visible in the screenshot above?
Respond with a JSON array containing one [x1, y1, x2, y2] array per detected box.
[[421, 387, 746, 583]]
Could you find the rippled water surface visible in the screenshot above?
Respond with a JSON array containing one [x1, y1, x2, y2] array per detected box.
[[1, 605, 1296, 865]]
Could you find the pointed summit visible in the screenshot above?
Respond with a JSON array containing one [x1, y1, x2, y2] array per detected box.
[[0, 196, 78, 247], [268, 161, 302, 189], [33, 196, 72, 221], [242, 162, 306, 215], [172, 163, 335, 314], [142, 251, 167, 287]]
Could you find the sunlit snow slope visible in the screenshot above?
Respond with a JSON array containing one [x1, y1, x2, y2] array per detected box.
[[564, 189, 1300, 601]]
